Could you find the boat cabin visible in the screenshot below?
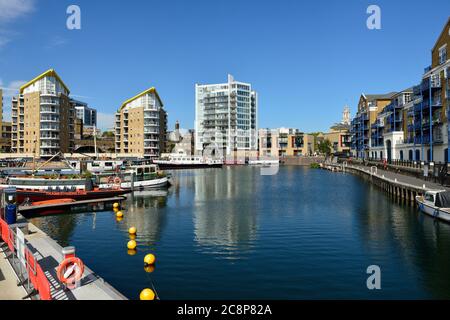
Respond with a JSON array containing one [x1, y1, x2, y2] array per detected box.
[[423, 190, 450, 208], [68, 160, 125, 174], [129, 164, 159, 176]]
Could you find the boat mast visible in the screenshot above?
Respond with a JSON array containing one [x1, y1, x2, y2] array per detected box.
[[94, 124, 98, 159]]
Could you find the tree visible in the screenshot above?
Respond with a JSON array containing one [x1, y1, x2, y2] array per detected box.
[[102, 131, 115, 138], [317, 139, 332, 156]]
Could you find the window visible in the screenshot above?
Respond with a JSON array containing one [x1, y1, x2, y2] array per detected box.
[[439, 45, 447, 65], [425, 193, 434, 203]]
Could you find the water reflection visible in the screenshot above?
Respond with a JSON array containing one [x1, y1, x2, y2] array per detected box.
[[31, 214, 81, 248], [173, 168, 259, 256], [118, 190, 169, 246], [28, 167, 450, 299], [353, 178, 450, 299]]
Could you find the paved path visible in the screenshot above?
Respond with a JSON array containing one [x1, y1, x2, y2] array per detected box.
[[342, 163, 448, 191], [0, 248, 28, 300]]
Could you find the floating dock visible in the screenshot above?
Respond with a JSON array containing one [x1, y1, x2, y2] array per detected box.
[[1, 214, 127, 300], [18, 196, 126, 215]]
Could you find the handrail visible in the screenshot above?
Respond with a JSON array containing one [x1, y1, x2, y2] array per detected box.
[[0, 217, 52, 300]]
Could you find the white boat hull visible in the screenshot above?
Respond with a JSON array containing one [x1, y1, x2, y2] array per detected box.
[[416, 196, 450, 222], [99, 177, 169, 191]]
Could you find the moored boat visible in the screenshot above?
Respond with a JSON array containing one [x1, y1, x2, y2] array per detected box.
[[98, 164, 170, 190], [16, 188, 131, 203], [416, 190, 450, 222], [248, 159, 280, 166], [153, 153, 223, 169]]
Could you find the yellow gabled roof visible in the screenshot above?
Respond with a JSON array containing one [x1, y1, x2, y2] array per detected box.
[[119, 87, 163, 112], [20, 69, 70, 94]]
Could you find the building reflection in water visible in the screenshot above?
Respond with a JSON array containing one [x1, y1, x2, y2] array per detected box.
[[119, 189, 169, 246], [190, 167, 258, 258], [31, 214, 82, 248]]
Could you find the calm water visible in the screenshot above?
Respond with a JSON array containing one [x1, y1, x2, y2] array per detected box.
[[31, 166, 450, 299]]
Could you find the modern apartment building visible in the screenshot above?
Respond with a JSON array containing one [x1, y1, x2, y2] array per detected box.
[[322, 124, 351, 155], [73, 100, 97, 127], [195, 74, 258, 159], [369, 88, 413, 160], [115, 87, 167, 158], [0, 90, 11, 152], [351, 17, 450, 163], [0, 89, 2, 123], [11, 69, 75, 157], [258, 128, 315, 157], [411, 17, 450, 163], [320, 106, 352, 156], [350, 92, 396, 158]]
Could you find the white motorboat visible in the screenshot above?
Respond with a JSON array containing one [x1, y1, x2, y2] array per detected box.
[[248, 159, 280, 166], [416, 190, 450, 222], [153, 152, 223, 169], [98, 164, 169, 190]]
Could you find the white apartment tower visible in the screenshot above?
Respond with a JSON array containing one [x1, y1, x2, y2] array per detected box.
[[195, 74, 258, 157]]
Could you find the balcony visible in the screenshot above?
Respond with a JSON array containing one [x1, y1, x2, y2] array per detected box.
[[144, 128, 159, 134], [41, 135, 59, 140], [40, 125, 59, 131], [421, 75, 441, 91], [414, 103, 422, 113], [40, 143, 60, 148], [413, 85, 422, 96], [41, 117, 59, 122], [422, 97, 442, 109]]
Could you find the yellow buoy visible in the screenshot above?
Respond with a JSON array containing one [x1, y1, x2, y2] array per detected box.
[[140, 288, 155, 300], [127, 240, 137, 250], [144, 253, 156, 265], [113, 202, 119, 208], [116, 211, 123, 218], [129, 234, 136, 240], [129, 227, 137, 235], [116, 217, 123, 222], [127, 249, 137, 256], [144, 265, 155, 273]]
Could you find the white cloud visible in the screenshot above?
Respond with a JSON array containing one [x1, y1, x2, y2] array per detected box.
[[45, 35, 68, 49], [0, 0, 35, 49], [0, 0, 35, 21], [96, 112, 115, 131], [0, 35, 10, 48]]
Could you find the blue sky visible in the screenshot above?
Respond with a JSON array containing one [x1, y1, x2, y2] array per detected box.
[[0, 0, 449, 131]]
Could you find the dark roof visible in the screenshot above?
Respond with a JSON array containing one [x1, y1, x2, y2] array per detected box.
[[330, 123, 350, 131], [365, 92, 397, 101]]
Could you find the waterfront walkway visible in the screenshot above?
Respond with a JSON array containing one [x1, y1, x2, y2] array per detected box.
[[348, 163, 448, 191], [1, 218, 127, 300], [0, 248, 28, 300]]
